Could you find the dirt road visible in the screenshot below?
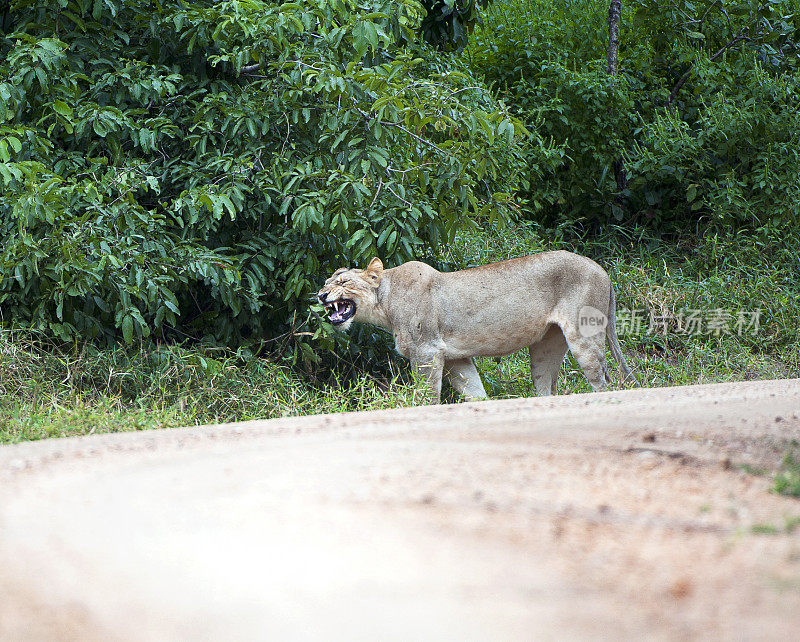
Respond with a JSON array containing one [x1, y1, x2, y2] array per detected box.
[[1, 379, 800, 640]]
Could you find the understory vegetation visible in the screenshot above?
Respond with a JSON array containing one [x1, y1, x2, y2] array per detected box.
[[2, 220, 797, 443], [1, 0, 798, 444]]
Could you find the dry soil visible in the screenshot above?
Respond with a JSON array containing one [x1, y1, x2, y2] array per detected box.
[[1, 379, 799, 640]]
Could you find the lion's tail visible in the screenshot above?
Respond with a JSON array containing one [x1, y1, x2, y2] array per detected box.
[[606, 285, 639, 386]]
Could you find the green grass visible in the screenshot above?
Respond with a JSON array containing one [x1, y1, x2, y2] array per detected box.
[[749, 516, 800, 536], [0, 331, 426, 444], [774, 442, 800, 498]]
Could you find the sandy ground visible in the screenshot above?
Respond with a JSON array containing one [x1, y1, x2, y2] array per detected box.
[[1, 379, 799, 641]]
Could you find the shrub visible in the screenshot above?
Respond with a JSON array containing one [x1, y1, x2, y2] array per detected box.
[[626, 58, 800, 231], [468, 0, 800, 233], [0, 0, 529, 353]]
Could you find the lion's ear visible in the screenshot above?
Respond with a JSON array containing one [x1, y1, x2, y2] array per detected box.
[[363, 257, 383, 286]]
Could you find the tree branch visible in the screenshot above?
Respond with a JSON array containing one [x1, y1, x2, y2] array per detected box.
[[353, 107, 449, 157], [669, 33, 750, 103]]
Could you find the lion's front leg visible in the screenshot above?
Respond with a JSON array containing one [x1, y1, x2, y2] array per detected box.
[[444, 358, 487, 401], [410, 348, 445, 404]]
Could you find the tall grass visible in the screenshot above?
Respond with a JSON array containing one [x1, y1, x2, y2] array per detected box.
[[0, 331, 425, 444]]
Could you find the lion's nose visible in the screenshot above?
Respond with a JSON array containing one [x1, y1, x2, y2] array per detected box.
[[318, 292, 328, 303]]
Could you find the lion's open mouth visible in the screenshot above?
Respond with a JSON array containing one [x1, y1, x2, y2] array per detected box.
[[324, 299, 356, 325]]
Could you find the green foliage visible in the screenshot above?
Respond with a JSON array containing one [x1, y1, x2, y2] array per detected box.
[[503, 62, 639, 222], [0, 0, 526, 348], [419, 0, 492, 52], [468, 0, 800, 232], [627, 63, 800, 230]]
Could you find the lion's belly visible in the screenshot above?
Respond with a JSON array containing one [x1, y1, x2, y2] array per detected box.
[[440, 313, 553, 359]]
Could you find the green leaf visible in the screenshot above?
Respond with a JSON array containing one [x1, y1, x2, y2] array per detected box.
[[93, 119, 108, 137], [122, 314, 134, 345], [53, 100, 73, 118], [7, 136, 22, 154]]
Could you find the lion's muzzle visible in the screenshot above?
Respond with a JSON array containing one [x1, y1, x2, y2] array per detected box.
[[319, 292, 356, 326]]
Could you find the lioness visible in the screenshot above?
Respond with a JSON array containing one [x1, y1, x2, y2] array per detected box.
[[318, 252, 637, 402]]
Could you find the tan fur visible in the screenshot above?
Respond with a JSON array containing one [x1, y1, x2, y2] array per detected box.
[[318, 252, 637, 403]]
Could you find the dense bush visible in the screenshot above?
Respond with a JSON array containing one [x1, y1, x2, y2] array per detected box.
[[627, 60, 800, 232], [418, 0, 492, 51], [469, 0, 800, 232], [0, 0, 528, 352]]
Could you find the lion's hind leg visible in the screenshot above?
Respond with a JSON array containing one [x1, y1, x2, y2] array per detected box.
[[529, 325, 569, 396], [444, 358, 487, 401]]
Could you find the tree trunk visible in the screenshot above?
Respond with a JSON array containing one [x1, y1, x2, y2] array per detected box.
[[606, 1, 627, 195], [607, 1, 621, 76]]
